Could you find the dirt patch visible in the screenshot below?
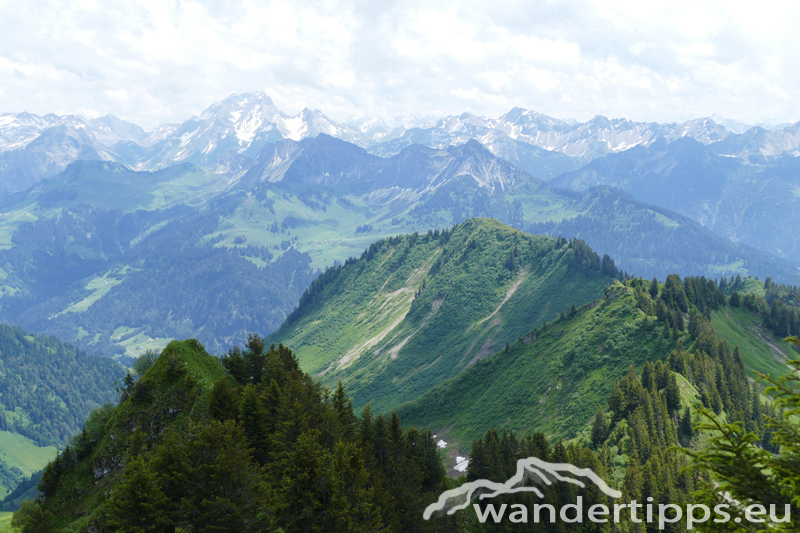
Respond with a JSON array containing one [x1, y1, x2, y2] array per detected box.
[[472, 268, 528, 329], [386, 297, 445, 360], [468, 338, 498, 365]]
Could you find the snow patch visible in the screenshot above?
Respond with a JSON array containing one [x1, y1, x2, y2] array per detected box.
[[179, 129, 198, 147], [436, 440, 447, 449], [280, 115, 308, 141], [454, 456, 469, 472], [234, 105, 264, 145]]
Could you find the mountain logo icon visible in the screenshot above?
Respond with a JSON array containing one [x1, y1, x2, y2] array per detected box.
[[423, 457, 622, 520]]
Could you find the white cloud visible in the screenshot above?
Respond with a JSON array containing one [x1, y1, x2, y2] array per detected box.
[[0, 0, 796, 128]]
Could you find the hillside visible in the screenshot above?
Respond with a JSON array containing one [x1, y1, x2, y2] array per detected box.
[[395, 275, 796, 451], [268, 218, 618, 413], [0, 324, 123, 499], [16, 339, 456, 532]]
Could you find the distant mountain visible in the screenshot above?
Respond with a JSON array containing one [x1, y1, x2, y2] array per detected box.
[[550, 137, 800, 264], [5, 92, 800, 193], [231, 134, 797, 282], [135, 93, 369, 170], [367, 108, 736, 162]]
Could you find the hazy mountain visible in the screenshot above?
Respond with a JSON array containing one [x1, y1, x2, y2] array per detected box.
[[2, 132, 798, 359], [550, 137, 800, 264], [6, 93, 800, 194], [368, 108, 736, 162]]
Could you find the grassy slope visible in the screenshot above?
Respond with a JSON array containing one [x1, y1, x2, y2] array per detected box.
[[396, 281, 795, 452], [710, 305, 795, 378], [395, 281, 671, 448], [269, 218, 612, 414], [0, 432, 54, 478], [0, 512, 11, 532], [0, 432, 55, 497]]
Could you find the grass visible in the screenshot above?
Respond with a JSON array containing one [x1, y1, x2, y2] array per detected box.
[[0, 512, 13, 531], [710, 306, 794, 379], [395, 280, 678, 449], [0, 432, 56, 476], [57, 271, 126, 316], [118, 332, 171, 357]]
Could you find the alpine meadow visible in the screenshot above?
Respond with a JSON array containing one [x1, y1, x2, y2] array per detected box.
[[2, 2, 800, 531]]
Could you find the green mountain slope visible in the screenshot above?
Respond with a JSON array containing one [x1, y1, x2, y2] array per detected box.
[[268, 218, 618, 413], [0, 324, 123, 498], [395, 277, 795, 451]]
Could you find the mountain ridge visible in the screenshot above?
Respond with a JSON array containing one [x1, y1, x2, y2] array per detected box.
[[4, 91, 800, 192]]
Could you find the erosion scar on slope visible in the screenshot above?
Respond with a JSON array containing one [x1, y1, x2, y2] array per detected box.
[[335, 249, 443, 370], [474, 268, 528, 329], [458, 268, 528, 366]]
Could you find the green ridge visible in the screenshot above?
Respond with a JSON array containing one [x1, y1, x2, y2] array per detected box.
[[268, 218, 616, 414], [395, 278, 794, 450]]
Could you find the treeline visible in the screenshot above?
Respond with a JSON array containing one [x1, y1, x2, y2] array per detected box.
[[724, 274, 800, 339], [23, 337, 458, 532]]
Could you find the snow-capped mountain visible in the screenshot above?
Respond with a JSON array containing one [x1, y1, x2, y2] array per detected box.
[[2, 91, 800, 192], [370, 108, 738, 161], [0, 112, 61, 151], [136, 93, 370, 170], [0, 112, 153, 192]]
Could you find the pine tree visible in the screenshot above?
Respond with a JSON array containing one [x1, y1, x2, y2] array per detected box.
[[665, 373, 681, 413], [650, 277, 659, 299], [591, 407, 607, 448], [680, 406, 693, 437], [209, 376, 239, 422], [11, 501, 58, 533], [331, 381, 357, 442], [729, 291, 740, 307], [38, 452, 64, 498], [106, 456, 171, 532], [239, 384, 269, 464]]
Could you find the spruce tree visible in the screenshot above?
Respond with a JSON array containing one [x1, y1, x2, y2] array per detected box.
[[650, 277, 659, 299], [665, 373, 681, 413], [106, 456, 171, 533], [591, 407, 607, 448]]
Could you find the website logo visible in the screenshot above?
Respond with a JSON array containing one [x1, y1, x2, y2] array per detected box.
[[424, 457, 791, 529]]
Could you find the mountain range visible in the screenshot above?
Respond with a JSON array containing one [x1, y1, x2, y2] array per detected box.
[[0, 92, 798, 361], [4, 91, 800, 192], [1, 132, 797, 360]]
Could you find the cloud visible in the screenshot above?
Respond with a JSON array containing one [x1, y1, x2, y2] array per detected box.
[[0, 0, 797, 128]]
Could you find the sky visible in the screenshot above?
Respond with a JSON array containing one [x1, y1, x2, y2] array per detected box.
[[0, 0, 797, 129]]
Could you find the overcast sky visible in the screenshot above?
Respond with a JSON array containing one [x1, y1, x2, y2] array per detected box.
[[0, 0, 797, 129]]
